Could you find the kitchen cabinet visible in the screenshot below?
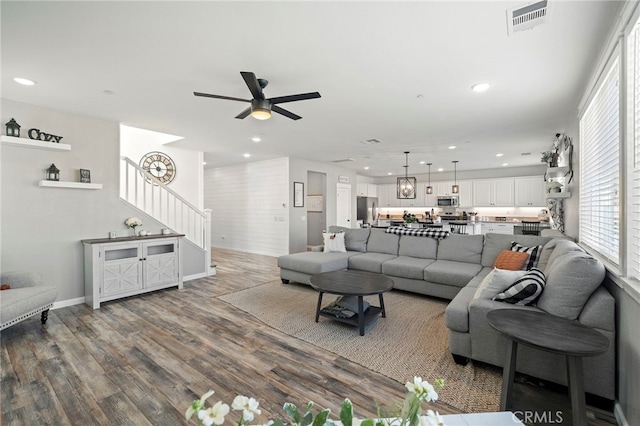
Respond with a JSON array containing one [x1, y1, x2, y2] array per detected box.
[[457, 181, 473, 207], [356, 183, 378, 197], [480, 222, 515, 235], [400, 183, 424, 207], [514, 176, 546, 207], [377, 184, 395, 207], [436, 181, 455, 196], [83, 235, 183, 309], [473, 178, 514, 207]]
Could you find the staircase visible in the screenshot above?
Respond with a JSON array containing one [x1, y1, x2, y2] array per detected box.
[[120, 156, 214, 278]]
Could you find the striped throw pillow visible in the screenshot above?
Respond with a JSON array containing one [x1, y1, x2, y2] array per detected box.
[[492, 267, 546, 305], [511, 241, 542, 270]]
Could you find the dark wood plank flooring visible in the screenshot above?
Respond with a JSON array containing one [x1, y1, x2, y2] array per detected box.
[[1, 249, 617, 425]]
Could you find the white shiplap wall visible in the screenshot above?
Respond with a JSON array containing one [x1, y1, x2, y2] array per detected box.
[[204, 157, 290, 256]]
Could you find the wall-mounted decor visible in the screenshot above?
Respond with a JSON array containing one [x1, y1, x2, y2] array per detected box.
[[79, 169, 91, 183], [338, 175, 350, 183], [28, 128, 63, 143], [294, 182, 304, 207], [46, 163, 60, 181], [307, 195, 323, 212], [5, 118, 21, 137], [139, 151, 176, 184]]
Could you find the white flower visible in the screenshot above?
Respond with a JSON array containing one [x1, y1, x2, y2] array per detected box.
[[405, 377, 438, 402], [186, 389, 215, 421], [198, 401, 230, 426], [232, 395, 261, 422], [421, 410, 445, 426], [125, 217, 143, 228]]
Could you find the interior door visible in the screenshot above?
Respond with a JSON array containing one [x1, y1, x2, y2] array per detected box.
[[336, 183, 352, 228]]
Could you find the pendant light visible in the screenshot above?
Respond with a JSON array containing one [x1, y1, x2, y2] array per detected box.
[[451, 160, 459, 194], [397, 151, 417, 199], [426, 162, 433, 195]]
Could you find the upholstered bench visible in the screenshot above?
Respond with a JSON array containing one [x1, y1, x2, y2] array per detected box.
[[1, 271, 58, 331]]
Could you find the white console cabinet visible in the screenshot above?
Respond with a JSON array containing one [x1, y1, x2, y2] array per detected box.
[[83, 235, 183, 309]]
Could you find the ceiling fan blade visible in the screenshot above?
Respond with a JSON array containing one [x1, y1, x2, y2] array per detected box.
[[194, 92, 250, 103], [235, 107, 251, 119], [269, 92, 321, 105], [240, 71, 265, 100], [272, 105, 302, 120]]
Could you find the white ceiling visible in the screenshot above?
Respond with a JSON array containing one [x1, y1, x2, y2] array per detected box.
[[1, 1, 620, 177]]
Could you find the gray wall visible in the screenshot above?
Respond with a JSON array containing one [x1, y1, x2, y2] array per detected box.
[[1, 99, 202, 303]]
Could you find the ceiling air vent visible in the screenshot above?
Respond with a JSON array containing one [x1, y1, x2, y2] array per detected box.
[[331, 158, 355, 163], [361, 138, 382, 145], [507, 0, 547, 35]]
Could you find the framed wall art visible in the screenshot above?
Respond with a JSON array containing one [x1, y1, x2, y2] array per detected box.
[[79, 169, 91, 183], [294, 182, 304, 207]]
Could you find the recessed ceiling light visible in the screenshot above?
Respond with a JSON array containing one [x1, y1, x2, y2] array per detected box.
[[502, 163, 509, 166], [387, 172, 393, 175], [471, 83, 490, 92], [364, 166, 370, 170], [496, 153, 504, 157], [438, 168, 444, 172], [243, 153, 251, 158], [203, 162, 207, 166], [13, 77, 36, 86], [419, 160, 426, 164], [448, 146, 456, 150], [252, 137, 261, 142]]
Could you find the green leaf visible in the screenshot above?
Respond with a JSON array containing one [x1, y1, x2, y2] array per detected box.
[[283, 402, 300, 423], [339, 398, 353, 426], [360, 419, 376, 426], [271, 420, 285, 426], [312, 409, 330, 426], [301, 410, 313, 426]]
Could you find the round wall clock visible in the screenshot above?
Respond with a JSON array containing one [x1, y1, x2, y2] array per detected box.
[[139, 151, 176, 184]]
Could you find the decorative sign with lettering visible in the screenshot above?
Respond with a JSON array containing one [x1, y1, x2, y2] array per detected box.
[[28, 128, 63, 143], [338, 175, 350, 183]]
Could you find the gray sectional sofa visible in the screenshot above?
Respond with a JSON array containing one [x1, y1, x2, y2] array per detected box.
[[277, 226, 615, 401]]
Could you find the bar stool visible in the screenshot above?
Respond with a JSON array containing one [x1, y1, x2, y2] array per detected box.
[[449, 221, 468, 235], [521, 221, 541, 236]]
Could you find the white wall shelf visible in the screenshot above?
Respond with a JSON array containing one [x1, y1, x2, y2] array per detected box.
[[1, 135, 71, 151], [546, 191, 571, 199], [39, 180, 102, 190]]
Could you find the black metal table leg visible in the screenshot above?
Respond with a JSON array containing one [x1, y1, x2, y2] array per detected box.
[[315, 292, 324, 322]]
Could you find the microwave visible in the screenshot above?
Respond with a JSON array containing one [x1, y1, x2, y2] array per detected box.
[[437, 196, 459, 207]]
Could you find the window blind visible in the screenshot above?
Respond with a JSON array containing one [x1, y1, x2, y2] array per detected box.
[[629, 19, 640, 280], [579, 56, 620, 265]]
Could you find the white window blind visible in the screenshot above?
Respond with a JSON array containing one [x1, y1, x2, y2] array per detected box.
[[628, 18, 640, 280], [579, 56, 620, 265]]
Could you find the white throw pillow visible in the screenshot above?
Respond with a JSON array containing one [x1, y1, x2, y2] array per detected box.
[[323, 232, 346, 253], [473, 268, 528, 300]]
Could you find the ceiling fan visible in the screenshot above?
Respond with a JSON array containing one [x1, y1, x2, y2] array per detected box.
[[194, 71, 321, 121]]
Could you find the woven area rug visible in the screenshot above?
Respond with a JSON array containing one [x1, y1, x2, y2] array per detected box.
[[218, 281, 502, 413]]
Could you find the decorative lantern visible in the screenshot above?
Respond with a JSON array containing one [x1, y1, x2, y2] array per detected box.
[[5, 118, 21, 137], [46, 163, 60, 181]]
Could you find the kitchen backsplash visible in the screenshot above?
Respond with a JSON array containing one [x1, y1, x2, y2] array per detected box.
[[380, 206, 547, 221]]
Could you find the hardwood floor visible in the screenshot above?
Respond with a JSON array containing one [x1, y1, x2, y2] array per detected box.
[[1, 249, 616, 425]]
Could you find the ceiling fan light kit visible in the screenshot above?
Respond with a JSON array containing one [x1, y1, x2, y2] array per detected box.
[[194, 71, 320, 121], [397, 151, 417, 199]]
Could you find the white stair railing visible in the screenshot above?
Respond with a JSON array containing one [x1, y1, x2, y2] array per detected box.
[[120, 156, 209, 250]]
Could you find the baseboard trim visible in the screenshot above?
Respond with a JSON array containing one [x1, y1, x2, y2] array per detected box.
[[52, 297, 85, 310], [614, 401, 628, 426]]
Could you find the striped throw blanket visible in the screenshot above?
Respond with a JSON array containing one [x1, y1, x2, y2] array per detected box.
[[385, 226, 450, 240]]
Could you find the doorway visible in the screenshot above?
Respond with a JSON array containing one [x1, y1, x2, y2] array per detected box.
[[307, 171, 326, 246]]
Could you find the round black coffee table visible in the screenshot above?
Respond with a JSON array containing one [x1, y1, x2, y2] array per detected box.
[[487, 309, 610, 426], [309, 270, 394, 336]]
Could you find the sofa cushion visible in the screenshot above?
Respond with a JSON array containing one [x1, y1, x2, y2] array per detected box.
[[493, 250, 529, 270], [381, 256, 436, 279], [473, 268, 528, 300], [348, 253, 397, 273], [445, 286, 477, 333], [0, 286, 58, 326], [536, 252, 605, 320], [544, 239, 584, 272], [510, 242, 542, 270], [323, 232, 346, 253], [424, 260, 483, 288], [328, 226, 371, 252], [277, 252, 356, 275], [366, 229, 400, 255], [437, 235, 484, 264], [481, 233, 551, 267], [492, 268, 546, 305], [398, 235, 438, 259]]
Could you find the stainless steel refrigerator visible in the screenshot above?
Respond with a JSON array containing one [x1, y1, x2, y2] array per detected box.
[[357, 197, 378, 226]]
